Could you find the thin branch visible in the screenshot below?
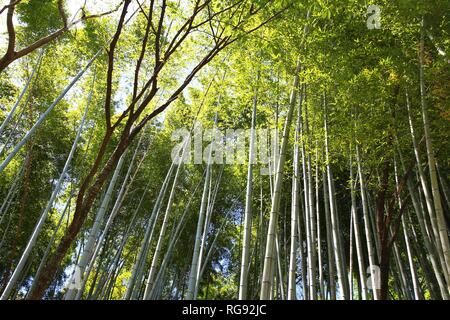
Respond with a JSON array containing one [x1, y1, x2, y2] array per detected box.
[[388, 191, 412, 250], [131, 37, 229, 136], [164, 0, 212, 59], [154, 0, 167, 69], [5, 0, 16, 57], [57, 0, 68, 28], [104, 0, 131, 129], [132, 0, 154, 103], [0, 0, 124, 72], [71, 1, 125, 26], [116, 0, 283, 146], [192, 1, 244, 29], [0, 0, 21, 15]]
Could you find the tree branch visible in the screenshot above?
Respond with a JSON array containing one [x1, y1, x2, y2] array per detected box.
[[0, 0, 124, 72], [131, 0, 154, 106], [57, 0, 68, 28], [5, 0, 16, 57], [71, 0, 125, 26], [0, 0, 21, 15], [104, 0, 131, 129]]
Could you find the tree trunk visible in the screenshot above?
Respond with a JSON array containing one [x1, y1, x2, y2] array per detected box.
[[186, 116, 215, 300], [260, 58, 301, 300], [65, 153, 126, 300], [356, 145, 379, 300], [143, 140, 190, 299], [1, 96, 91, 300], [239, 84, 258, 299], [419, 18, 450, 280], [27, 129, 131, 299], [324, 93, 348, 299], [287, 81, 303, 300], [349, 151, 368, 299], [323, 170, 336, 300], [125, 161, 176, 299]]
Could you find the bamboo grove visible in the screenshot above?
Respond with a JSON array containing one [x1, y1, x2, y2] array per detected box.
[[0, 0, 449, 300]]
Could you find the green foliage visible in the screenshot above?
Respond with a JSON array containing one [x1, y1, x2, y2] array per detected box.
[[1, 0, 449, 300]]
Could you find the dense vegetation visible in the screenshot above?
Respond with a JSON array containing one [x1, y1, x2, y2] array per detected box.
[[0, 0, 449, 300]]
